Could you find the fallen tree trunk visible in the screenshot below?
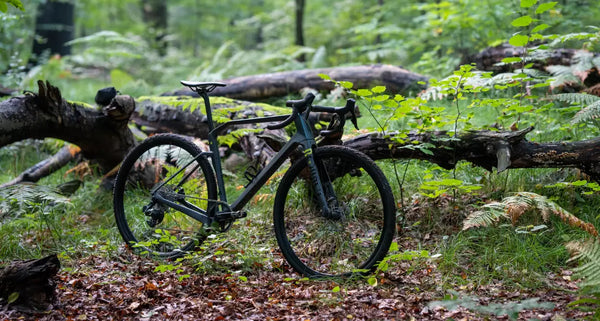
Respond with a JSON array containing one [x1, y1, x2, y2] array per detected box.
[[465, 43, 579, 73], [343, 127, 600, 180], [0, 81, 136, 173], [0, 145, 81, 188], [165, 64, 428, 100], [0, 254, 60, 312]]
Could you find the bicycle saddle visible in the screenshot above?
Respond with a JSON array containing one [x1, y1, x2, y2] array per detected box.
[[180, 81, 226, 93]]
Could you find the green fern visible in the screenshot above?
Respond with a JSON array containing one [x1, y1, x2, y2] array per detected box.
[[546, 65, 581, 88], [0, 183, 71, 220], [572, 100, 600, 124], [463, 192, 598, 236], [567, 240, 600, 292], [547, 93, 600, 105]]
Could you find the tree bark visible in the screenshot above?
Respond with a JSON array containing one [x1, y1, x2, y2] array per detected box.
[[294, 0, 306, 62], [465, 43, 579, 73], [165, 65, 428, 100], [0, 81, 136, 173], [343, 127, 600, 181], [0, 254, 60, 312]]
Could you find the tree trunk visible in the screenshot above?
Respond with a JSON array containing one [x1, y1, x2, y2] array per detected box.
[[294, 0, 306, 62], [0, 81, 136, 173], [0, 254, 60, 312], [343, 128, 600, 181], [31, 0, 74, 64], [141, 0, 168, 56], [165, 65, 428, 100]]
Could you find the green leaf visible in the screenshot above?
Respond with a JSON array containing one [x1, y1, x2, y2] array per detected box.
[[535, 1, 557, 14], [501, 57, 523, 63], [332, 286, 340, 293], [511, 16, 533, 27], [355, 89, 372, 97], [509, 34, 529, 47], [8, 0, 24, 11], [339, 81, 353, 89], [373, 94, 389, 102], [0, 1, 7, 12], [367, 277, 378, 286], [520, 0, 537, 8], [318, 73, 331, 81], [7, 292, 19, 304], [238, 276, 248, 282], [532, 23, 550, 33], [572, 180, 588, 186], [371, 86, 386, 93]]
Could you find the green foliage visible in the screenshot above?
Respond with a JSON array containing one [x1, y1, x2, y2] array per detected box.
[[0, 183, 71, 219], [0, 0, 23, 12], [429, 290, 553, 320], [568, 240, 600, 292]]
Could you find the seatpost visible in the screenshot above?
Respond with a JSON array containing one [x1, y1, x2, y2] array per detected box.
[[199, 91, 228, 205]]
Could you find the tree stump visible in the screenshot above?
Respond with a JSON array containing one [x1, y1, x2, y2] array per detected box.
[[0, 254, 60, 312]]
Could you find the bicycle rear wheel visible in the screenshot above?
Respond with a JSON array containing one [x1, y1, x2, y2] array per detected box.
[[113, 134, 217, 258], [273, 145, 396, 277]]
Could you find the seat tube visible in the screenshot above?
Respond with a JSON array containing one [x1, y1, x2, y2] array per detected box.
[[200, 92, 227, 204]]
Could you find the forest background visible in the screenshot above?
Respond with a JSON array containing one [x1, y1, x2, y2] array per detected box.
[[2, 0, 600, 319]]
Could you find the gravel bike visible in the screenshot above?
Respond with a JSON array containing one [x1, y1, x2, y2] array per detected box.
[[113, 81, 396, 277]]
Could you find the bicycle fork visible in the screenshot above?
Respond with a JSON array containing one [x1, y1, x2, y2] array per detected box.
[[304, 147, 343, 220]]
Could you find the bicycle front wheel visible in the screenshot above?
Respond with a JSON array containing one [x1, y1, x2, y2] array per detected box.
[[113, 134, 217, 258], [273, 145, 396, 277]]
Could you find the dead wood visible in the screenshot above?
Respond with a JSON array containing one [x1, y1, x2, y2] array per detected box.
[[343, 127, 600, 181], [0, 145, 81, 188], [0, 254, 60, 312], [164, 64, 428, 100], [0, 81, 136, 173]]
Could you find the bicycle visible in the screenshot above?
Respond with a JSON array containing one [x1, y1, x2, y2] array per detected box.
[[113, 81, 396, 277]]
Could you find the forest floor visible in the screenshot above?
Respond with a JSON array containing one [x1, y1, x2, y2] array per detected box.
[[0, 247, 592, 320], [0, 188, 595, 320]]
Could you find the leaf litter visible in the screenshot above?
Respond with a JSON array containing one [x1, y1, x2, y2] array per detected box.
[[0, 251, 591, 320]]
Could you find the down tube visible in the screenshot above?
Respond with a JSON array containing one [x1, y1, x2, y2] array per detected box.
[[230, 135, 304, 211]]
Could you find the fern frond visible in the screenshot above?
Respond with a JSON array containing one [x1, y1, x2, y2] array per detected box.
[[567, 240, 600, 291], [549, 32, 596, 46], [463, 203, 507, 229], [572, 51, 596, 73], [0, 184, 71, 219], [593, 56, 600, 70], [547, 65, 581, 88], [547, 93, 600, 105], [463, 192, 598, 236], [572, 100, 600, 124]]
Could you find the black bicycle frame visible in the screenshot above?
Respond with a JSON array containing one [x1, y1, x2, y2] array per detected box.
[[151, 92, 333, 225]]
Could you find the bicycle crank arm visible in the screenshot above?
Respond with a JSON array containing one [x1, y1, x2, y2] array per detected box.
[[152, 193, 213, 225]]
